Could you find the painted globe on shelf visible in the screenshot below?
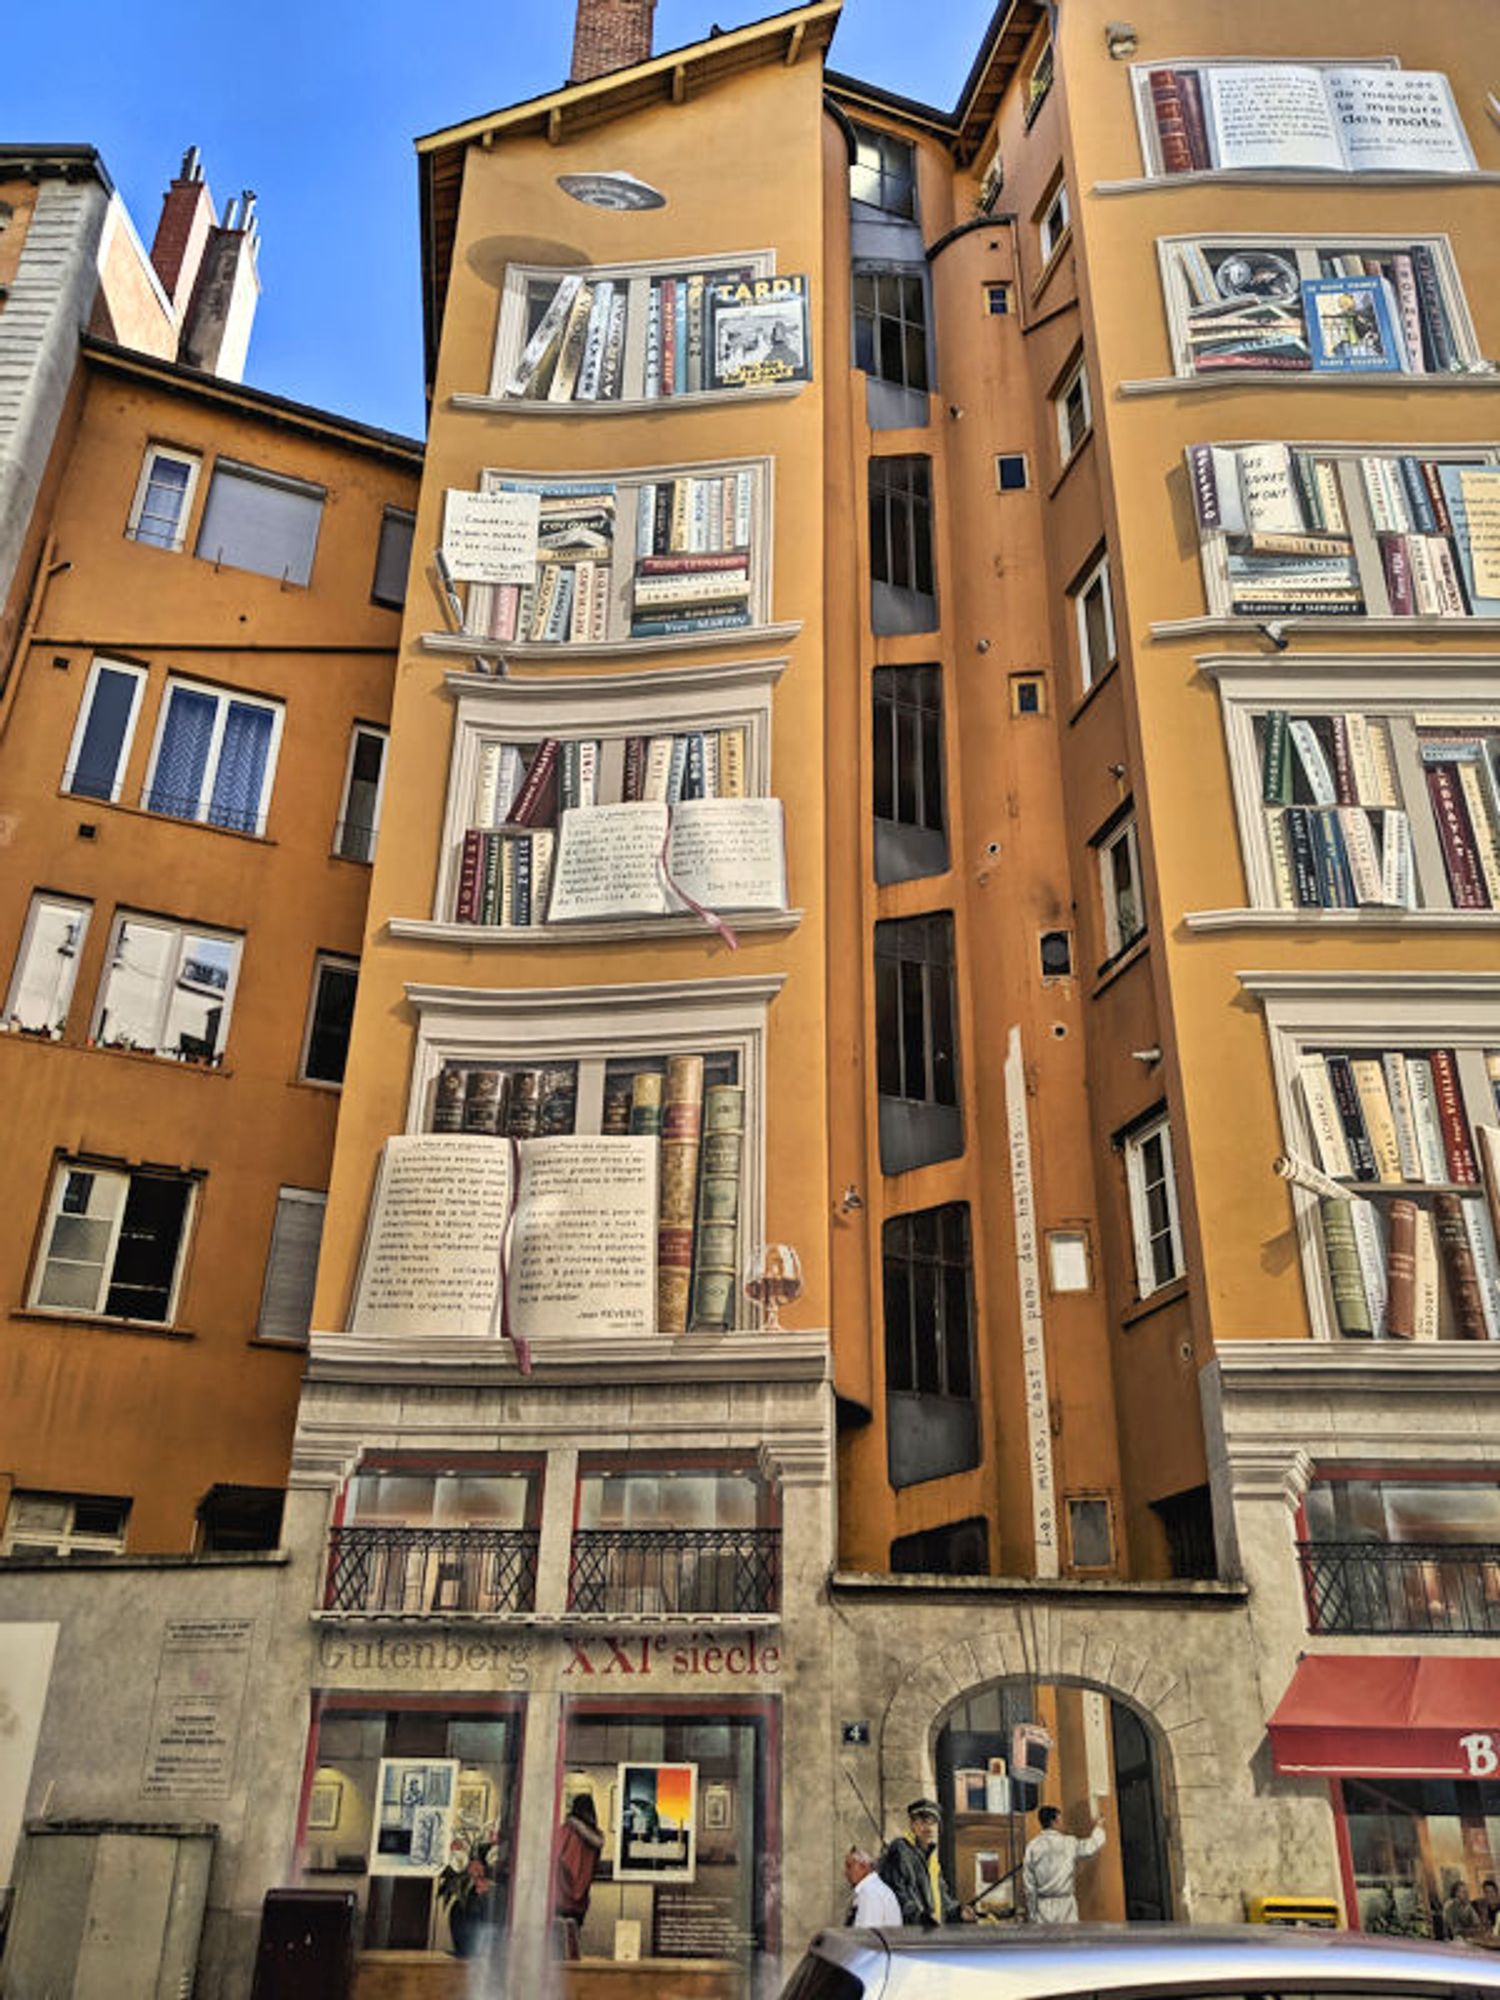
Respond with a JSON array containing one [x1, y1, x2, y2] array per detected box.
[[744, 1242, 803, 1332]]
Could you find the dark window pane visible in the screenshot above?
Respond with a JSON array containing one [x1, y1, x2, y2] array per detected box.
[[104, 1175, 190, 1320], [883, 1258, 913, 1390], [69, 667, 139, 799], [900, 958, 926, 1097], [873, 699, 895, 821], [875, 956, 901, 1097], [306, 963, 357, 1084]]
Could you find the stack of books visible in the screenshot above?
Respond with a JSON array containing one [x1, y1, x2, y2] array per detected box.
[[432, 1063, 579, 1139], [463, 482, 617, 646], [503, 275, 630, 403], [1258, 708, 1414, 909], [631, 473, 756, 638]]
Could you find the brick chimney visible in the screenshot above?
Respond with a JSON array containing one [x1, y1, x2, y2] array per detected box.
[[570, 0, 655, 82], [150, 145, 214, 315]]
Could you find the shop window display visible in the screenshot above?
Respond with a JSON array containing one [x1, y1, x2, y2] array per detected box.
[[1346, 1776, 1500, 1936]]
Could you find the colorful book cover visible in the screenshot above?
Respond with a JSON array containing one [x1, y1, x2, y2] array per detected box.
[[1302, 276, 1405, 374]]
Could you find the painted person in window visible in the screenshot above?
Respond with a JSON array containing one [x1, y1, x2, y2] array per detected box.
[[878, 1800, 973, 1926], [1443, 1880, 1487, 1943], [554, 1793, 605, 1957], [1022, 1803, 1106, 1924]]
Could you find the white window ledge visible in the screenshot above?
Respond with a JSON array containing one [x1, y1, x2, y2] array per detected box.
[[422, 623, 802, 665], [450, 383, 806, 419], [1120, 371, 1500, 399], [1152, 615, 1500, 641], [1185, 908, 1500, 932], [388, 910, 803, 947], [1095, 169, 1500, 196]]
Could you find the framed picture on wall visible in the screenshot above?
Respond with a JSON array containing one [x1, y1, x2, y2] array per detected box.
[[456, 1779, 492, 1827], [614, 1761, 698, 1883], [369, 1757, 459, 1876], [306, 1780, 341, 1832], [702, 1782, 734, 1832]]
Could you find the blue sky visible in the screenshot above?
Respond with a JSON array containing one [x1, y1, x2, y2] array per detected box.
[[3, 1, 997, 439]]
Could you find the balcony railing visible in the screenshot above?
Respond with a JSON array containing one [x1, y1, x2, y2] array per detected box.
[[568, 1527, 780, 1617], [325, 1525, 539, 1616], [1299, 1540, 1500, 1636]]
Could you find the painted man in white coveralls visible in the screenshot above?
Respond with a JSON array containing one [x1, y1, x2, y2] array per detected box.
[[1022, 1804, 1106, 1923]]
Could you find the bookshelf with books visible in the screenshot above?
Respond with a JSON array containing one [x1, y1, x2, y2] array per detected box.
[[399, 658, 800, 943], [1185, 442, 1500, 625], [1155, 235, 1481, 381], [480, 253, 813, 412], [430, 457, 792, 662], [396, 975, 782, 1341], [1249, 974, 1500, 1346]]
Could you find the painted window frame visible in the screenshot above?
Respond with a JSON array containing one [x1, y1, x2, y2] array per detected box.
[[28, 1157, 198, 1326], [852, 265, 930, 393], [299, 951, 359, 1088], [140, 675, 285, 836], [1, 1491, 130, 1557], [62, 656, 147, 804], [90, 909, 243, 1066], [882, 1200, 981, 1489], [872, 662, 948, 886], [334, 723, 389, 864], [984, 282, 1012, 317], [125, 443, 202, 552], [4, 892, 91, 1038], [1123, 1112, 1186, 1297]]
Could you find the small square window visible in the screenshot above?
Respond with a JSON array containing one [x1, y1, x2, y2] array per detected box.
[[984, 283, 1012, 317], [1066, 1494, 1114, 1570], [301, 953, 358, 1086], [1046, 1229, 1092, 1293], [995, 453, 1030, 493], [1010, 674, 1046, 717]]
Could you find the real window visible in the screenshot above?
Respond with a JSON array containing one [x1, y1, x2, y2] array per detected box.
[[30, 1159, 196, 1324], [1010, 673, 1046, 717], [883, 1203, 980, 1488], [1096, 812, 1146, 962], [873, 664, 947, 885], [92, 912, 240, 1065], [1071, 551, 1117, 692], [372, 507, 415, 607], [5, 894, 90, 1037], [126, 445, 200, 552], [1066, 1495, 1115, 1570], [1189, 441, 1500, 624], [853, 267, 929, 392], [1152, 1485, 1217, 1580], [1122, 1113, 1185, 1297], [335, 725, 388, 864], [850, 123, 917, 218], [1157, 234, 1478, 380], [1038, 179, 1070, 263], [875, 912, 963, 1173], [256, 1187, 327, 1345], [868, 455, 936, 634], [571, 1462, 775, 1615], [984, 283, 1012, 317], [1053, 353, 1091, 463], [1, 1491, 129, 1558], [1023, 39, 1056, 129], [63, 656, 146, 803], [195, 458, 325, 587], [995, 453, 1030, 493], [142, 677, 282, 835], [301, 953, 358, 1086], [196, 1485, 283, 1552]]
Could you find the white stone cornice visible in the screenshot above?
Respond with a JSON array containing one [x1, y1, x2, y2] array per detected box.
[[1216, 1442, 1315, 1507], [757, 1432, 831, 1487], [403, 973, 788, 1018], [304, 1326, 830, 1388], [1209, 1340, 1500, 1396]]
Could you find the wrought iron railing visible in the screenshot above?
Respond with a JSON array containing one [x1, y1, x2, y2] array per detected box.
[[324, 1525, 539, 1615], [1298, 1540, 1500, 1636], [568, 1527, 780, 1617]]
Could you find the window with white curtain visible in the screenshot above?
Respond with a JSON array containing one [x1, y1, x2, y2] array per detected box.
[[143, 678, 283, 835]]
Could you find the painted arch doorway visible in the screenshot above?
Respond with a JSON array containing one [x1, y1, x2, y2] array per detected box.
[[933, 1680, 1172, 1921]]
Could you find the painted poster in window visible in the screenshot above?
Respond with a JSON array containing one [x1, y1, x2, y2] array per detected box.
[[614, 1761, 697, 1882], [369, 1757, 459, 1875], [709, 277, 811, 389]]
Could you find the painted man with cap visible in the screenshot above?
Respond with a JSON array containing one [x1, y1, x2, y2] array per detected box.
[[878, 1799, 973, 1926]]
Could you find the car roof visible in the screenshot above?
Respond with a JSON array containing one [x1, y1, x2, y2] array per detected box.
[[802, 1925, 1500, 2000]]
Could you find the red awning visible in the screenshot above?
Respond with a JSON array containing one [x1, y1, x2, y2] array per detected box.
[[1269, 1655, 1500, 1780]]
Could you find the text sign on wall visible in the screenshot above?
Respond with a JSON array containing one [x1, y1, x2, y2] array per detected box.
[[141, 1618, 254, 1801]]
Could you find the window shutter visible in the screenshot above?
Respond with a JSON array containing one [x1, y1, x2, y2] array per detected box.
[[257, 1188, 326, 1344], [197, 463, 325, 586], [373, 510, 415, 606]]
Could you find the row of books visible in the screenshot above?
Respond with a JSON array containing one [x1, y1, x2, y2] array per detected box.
[[453, 828, 556, 928], [1267, 806, 1414, 911], [1297, 1046, 1491, 1187], [1189, 444, 1500, 619], [429, 1057, 744, 1332], [1176, 245, 1459, 377], [1421, 739, 1500, 910], [504, 275, 631, 402], [631, 473, 757, 639], [1318, 1185, 1500, 1342], [468, 730, 750, 833], [465, 484, 618, 645]]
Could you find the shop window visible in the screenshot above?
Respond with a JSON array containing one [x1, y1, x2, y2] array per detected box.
[[327, 1464, 540, 1615], [868, 455, 937, 634], [1301, 1477, 1500, 1636], [256, 1187, 326, 1346], [63, 656, 146, 803], [1151, 1486, 1217, 1580], [300, 953, 358, 1086], [1095, 809, 1146, 964], [1053, 352, 1091, 465], [126, 445, 200, 552], [875, 913, 963, 1172], [1344, 1775, 1499, 1938], [4, 893, 90, 1037], [873, 664, 947, 885], [1070, 551, 1117, 693], [559, 1703, 772, 1964], [195, 458, 324, 587], [883, 1203, 979, 1489], [299, 1703, 521, 1955], [196, 1484, 283, 1552], [850, 123, 917, 218], [1187, 441, 1500, 624], [570, 1463, 776, 1616], [1120, 1112, 1185, 1297], [889, 1517, 987, 1576], [853, 267, 929, 392], [29, 1159, 196, 1324], [335, 724, 388, 864], [372, 507, 415, 607], [1158, 233, 1478, 379], [92, 911, 240, 1065], [1132, 61, 1474, 179], [1, 1491, 129, 1558], [142, 677, 283, 835]]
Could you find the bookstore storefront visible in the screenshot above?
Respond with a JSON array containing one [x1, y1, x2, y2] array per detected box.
[[1269, 1655, 1500, 1933]]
